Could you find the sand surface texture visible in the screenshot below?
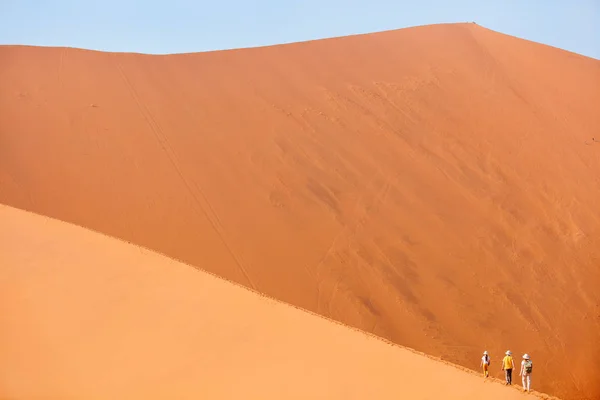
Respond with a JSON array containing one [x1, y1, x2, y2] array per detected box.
[[0, 204, 557, 399], [1, 23, 599, 399]]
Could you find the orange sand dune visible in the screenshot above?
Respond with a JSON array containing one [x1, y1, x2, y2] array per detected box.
[[1, 23, 599, 399], [0, 204, 557, 399]]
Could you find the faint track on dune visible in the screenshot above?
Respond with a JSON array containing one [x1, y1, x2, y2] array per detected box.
[[112, 58, 257, 290], [315, 168, 394, 312], [314, 169, 378, 312], [315, 166, 395, 274]]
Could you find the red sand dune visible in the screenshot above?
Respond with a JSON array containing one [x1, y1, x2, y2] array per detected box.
[[1, 22, 599, 399], [0, 204, 557, 399]]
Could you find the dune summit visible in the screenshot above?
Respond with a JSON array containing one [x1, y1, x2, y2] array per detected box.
[[1, 22, 599, 399]]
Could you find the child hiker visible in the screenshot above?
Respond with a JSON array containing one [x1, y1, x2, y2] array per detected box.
[[480, 351, 491, 377]]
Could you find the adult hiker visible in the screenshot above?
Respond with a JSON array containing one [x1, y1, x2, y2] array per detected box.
[[520, 354, 533, 391], [480, 351, 491, 377], [501, 350, 515, 385]]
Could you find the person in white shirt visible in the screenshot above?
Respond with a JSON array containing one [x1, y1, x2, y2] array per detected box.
[[480, 351, 491, 377], [520, 353, 533, 391]]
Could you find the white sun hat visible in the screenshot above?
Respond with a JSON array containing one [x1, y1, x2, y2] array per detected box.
[[523, 353, 530, 359], [483, 351, 488, 355], [506, 350, 512, 355]]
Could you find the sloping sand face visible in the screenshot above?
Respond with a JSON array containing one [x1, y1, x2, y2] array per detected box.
[[1, 23, 599, 398], [0, 204, 552, 399]]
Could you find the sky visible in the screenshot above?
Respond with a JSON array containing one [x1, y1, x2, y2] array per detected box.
[[0, 0, 598, 59]]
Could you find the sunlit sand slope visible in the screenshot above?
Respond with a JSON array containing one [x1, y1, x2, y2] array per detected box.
[[0, 204, 555, 399]]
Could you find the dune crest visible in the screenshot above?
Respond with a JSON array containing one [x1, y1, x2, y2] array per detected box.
[[1, 23, 599, 399], [0, 204, 558, 399]]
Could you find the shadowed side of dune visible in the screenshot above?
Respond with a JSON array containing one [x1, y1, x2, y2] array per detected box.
[[0, 204, 551, 400], [1, 23, 599, 399]]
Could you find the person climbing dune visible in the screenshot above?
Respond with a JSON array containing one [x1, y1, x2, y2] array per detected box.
[[480, 351, 491, 378], [520, 353, 533, 392], [502, 350, 515, 385]]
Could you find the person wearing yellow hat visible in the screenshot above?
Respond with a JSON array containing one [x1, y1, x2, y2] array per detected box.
[[480, 351, 491, 377], [520, 354, 533, 391], [501, 350, 515, 385]]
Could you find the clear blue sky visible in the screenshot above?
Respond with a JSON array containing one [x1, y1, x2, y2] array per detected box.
[[1, 0, 598, 59]]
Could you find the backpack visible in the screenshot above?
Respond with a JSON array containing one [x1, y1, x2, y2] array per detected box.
[[524, 359, 533, 373]]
